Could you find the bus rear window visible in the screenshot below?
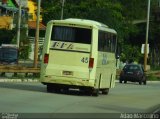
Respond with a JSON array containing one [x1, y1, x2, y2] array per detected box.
[[51, 26, 92, 44]]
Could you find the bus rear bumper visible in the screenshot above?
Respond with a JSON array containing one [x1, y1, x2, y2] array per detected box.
[[41, 75, 94, 87]]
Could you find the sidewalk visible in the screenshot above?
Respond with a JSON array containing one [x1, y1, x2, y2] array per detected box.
[[0, 78, 39, 82]]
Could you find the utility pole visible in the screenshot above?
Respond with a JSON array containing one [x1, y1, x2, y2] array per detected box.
[[144, 0, 151, 71], [16, 0, 21, 48], [61, 0, 65, 20], [34, 0, 41, 68]]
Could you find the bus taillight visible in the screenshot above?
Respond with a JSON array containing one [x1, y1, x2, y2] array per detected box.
[[44, 54, 49, 64], [89, 58, 94, 68]]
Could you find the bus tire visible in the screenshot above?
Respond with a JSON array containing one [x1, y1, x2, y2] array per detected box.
[[92, 89, 99, 97], [82, 88, 92, 96], [54, 87, 61, 93], [47, 85, 52, 92], [119, 78, 123, 83], [102, 88, 109, 95], [62, 87, 69, 92]]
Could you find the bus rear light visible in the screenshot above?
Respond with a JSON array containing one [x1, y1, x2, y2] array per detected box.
[[44, 54, 49, 64], [89, 58, 94, 69]]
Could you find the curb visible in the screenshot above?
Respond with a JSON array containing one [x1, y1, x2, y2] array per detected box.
[[0, 79, 39, 82], [115, 80, 160, 83]]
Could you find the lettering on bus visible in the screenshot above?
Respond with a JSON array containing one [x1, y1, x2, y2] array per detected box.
[[102, 54, 108, 65], [52, 41, 74, 50], [81, 57, 89, 63]]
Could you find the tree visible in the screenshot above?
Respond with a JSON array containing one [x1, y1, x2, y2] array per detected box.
[[0, 29, 15, 45], [41, 0, 160, 67], [41, 0, 126, 41]]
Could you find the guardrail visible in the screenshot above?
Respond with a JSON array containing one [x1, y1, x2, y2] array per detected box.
[[0, 65, 40, 73], [0, 60, 40, 74]]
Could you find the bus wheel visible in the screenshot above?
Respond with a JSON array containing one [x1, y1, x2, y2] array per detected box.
[[119, 79, 123, 83], [62, 87, 69, 92], [54, 87, 61, 93], [63, 87, 69, 91], [83, 88, 92, 96], [47, 85, 52, 92], [92, 89, 99, 97], [102, 88, 109, 95]]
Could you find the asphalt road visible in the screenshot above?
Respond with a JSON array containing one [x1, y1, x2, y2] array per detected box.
[[0, 81, 160, 118]]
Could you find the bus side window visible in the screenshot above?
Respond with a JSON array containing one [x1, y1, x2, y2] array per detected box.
[[0, 48, 2, 62], [106, 33, 116, 53], [98, 31, 104, 51], [98, 31, 117, 53], [110, 34, 114, 52], [112, 35, 117, 53], [103, 33, 107, 52]]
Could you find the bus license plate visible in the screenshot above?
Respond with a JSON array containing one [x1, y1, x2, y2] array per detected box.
[[63, 71, 73, 76]]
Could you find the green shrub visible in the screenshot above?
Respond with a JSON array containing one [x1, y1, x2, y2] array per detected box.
[[147, 74, 160, 81], [151, 66, 160, 71]]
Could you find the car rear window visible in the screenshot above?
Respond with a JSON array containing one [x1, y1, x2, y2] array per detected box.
[[124, 65, 141, 72]]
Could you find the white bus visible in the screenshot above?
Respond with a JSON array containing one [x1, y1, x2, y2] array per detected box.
[[40, 18, 117, 96]]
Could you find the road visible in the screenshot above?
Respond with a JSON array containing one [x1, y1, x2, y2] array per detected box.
[[0, 81, 160, 118]]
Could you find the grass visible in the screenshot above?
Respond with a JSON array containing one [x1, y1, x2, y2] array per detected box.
[[151, 66, 160, 71], [0, 72, 40, 82], [147, 74, 160, 81]]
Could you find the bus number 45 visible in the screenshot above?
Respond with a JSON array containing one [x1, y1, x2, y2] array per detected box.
[[81, 57, 89, 63]]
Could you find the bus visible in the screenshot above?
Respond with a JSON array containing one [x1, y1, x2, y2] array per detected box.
[[40, 18, 117, 96]]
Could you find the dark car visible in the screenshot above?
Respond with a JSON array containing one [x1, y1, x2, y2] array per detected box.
[[0, 47, 18, 65], [119, 64, 146, 85]]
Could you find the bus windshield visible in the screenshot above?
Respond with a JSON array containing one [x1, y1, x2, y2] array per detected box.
[[51, 26, 92, 44]]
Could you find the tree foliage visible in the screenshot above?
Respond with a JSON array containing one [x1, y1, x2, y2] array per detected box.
[[42, 0, 126, 41], [0, 29, 15, 45], [41, 0, 160, 66]]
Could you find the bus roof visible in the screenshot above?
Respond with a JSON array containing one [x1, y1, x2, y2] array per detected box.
[[49, 18, 117, 34]]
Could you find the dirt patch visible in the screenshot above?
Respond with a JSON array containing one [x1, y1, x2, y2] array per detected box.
[[154, 72, 160, 78]]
